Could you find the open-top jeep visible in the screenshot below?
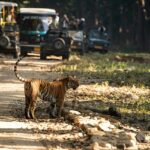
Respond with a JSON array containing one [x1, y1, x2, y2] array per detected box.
[[40, 28, 72, 60], [0, 1, 19, 58], [17, 8, 57, 56]]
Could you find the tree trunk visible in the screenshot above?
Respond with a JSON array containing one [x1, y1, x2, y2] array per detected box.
[[136, 0, 146, 50]]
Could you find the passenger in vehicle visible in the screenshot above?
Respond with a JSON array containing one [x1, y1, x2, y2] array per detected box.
[[61, 14, 69, 30], [97, 20, 106, 33], [78, 18, 85, 30]]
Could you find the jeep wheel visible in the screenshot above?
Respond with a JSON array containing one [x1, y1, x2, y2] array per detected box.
[[20, 51, 27, 56], [0, 35, 10, 48], [53, 38, 65, 50], [100, 49, 108, 54], [84, 44, 89, 53], [80, 43, 85, 55], [13, 50, 19, 59], [40, 50, 46, 60], [62, 54, 69, 60]]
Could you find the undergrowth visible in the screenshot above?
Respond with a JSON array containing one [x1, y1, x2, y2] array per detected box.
[[49, 52, 150, 119]]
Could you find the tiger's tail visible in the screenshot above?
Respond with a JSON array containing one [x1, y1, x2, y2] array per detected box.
[[14, 56, 30, 82]]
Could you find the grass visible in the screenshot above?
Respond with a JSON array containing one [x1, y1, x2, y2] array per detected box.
[[49, 52, 150, 121], [54, 52, 150, 87]]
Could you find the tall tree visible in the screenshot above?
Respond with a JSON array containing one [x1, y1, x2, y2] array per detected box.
[[135, 0, 146, 50]]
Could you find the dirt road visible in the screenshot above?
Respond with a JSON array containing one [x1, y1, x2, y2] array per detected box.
[[0, 54, 149, 150], [0, 55, 89, 150]]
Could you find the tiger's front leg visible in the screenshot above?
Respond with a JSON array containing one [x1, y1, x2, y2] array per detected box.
[[52, 104, 57, 117], [56, 98, 64, 118], [25, 96, 31, 119], [30, 103, 36, 119], [49, 102, 57, 118], [29, 96, 38, 119]]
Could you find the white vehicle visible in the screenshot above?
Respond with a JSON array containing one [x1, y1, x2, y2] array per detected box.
[[18, 8, 56, 56]]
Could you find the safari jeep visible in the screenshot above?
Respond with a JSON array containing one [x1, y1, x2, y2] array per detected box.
[[17, 8, 56, 56], [0, 1, 19, 58], [40, 28, 71, 60]]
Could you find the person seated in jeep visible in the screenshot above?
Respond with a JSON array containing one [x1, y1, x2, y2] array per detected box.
[[60, 14, 70, 30], [97, 20, 106, 33]]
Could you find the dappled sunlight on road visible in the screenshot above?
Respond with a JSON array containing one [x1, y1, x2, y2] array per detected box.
[[0, 83, 23, 92]]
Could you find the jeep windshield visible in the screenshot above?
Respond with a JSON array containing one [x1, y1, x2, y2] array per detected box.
[[20, 16, 51, 34], [89, 29, 107, 39]]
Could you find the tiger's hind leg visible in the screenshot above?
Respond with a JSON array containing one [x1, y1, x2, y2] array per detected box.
[[25, 96, 31, 119], [29, 96, 38, 119], [24, 82, 32, 119]]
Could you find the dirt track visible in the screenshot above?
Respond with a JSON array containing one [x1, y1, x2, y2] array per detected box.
[[0, 55, 89, 150], [0, 54, 149, 150]]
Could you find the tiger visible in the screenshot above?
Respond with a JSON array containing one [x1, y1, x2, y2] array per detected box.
[[14, 57, 79, 119]]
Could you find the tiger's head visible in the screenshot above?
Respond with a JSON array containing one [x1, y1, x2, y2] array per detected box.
[[67, 76, 79, 90], [55, 76, 79, 90]]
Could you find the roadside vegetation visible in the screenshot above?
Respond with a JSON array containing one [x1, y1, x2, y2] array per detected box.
[[49, 52, 150, 128]]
